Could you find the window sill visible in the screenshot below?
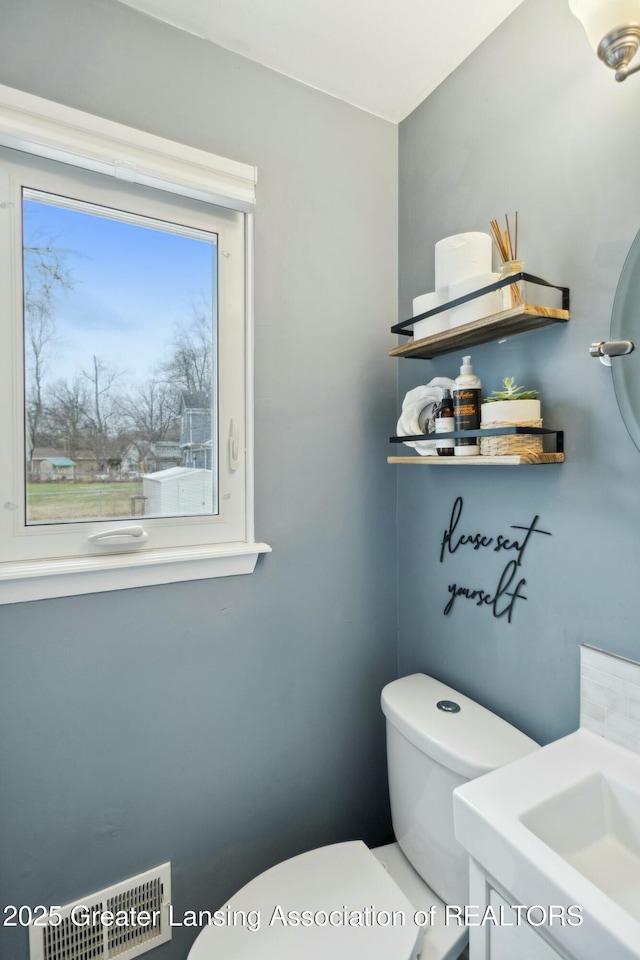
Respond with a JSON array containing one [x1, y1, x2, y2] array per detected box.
[[0, 541, 272, 605]]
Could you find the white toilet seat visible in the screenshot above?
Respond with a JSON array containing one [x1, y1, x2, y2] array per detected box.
[[187, 840, 423, 960]]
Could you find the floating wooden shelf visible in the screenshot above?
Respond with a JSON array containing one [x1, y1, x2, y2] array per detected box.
[[389, 276, 569, 465], [390, 304, 569, 360], [387, 452, 564, 466], [388, 426, 564, 465]]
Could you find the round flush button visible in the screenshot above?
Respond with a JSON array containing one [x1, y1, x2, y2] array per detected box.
[[437, 700, 461, 713]]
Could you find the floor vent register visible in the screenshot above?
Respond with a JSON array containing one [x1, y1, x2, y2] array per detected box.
[[28, 863, 171, 960]]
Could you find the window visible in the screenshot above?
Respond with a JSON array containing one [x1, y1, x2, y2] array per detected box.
[[23, 186, 220, 524], [0, 84, 269, 603]]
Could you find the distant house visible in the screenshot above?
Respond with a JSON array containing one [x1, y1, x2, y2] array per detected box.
[[180, 392, 212, 470], [30, 447, 98, 481], [72, 452, 100, 480], [34, 456, 76, 481], [124, 440, 182, 475], [121, 395, 212, 484]]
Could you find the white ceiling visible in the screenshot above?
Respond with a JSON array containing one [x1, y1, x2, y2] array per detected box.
[[115, 0, 525, 122]]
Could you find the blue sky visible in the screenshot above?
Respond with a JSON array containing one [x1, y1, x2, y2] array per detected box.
[[23, 192, 217, 387]]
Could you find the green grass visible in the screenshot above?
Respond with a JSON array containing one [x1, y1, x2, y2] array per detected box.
[[27, 481, 144, 523]]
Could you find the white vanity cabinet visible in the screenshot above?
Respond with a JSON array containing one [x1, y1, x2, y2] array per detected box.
[[453, 731, 640, 960], [467, 859, 574, 960]]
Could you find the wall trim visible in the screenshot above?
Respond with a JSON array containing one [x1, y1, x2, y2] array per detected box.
[[0, 83, 257, 212]]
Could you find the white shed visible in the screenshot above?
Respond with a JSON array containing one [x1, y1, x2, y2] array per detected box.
[[142, 467, 215, 516]]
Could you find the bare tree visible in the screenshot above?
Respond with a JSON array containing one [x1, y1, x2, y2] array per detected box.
[[120, 378, 179, 442], [23, 240, 73, 463], [158, 299, 213, 396], [81, 356, 128, 472], [43, 376, 90, 458]]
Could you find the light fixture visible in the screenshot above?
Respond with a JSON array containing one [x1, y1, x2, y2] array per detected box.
[[569, 0, 640, 80]]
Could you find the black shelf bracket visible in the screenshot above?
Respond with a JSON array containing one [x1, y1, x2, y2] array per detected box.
[[391, 274, 570, 337], [390, 426, 564, 455]]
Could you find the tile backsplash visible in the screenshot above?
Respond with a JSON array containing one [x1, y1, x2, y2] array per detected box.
[[580, 645, 640, 752]]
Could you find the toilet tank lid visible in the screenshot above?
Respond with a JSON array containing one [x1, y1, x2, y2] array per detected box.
[[381, 674, 539, 779]]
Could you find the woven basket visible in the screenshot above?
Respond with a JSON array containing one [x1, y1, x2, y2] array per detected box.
[[480, 419, 543, 457]]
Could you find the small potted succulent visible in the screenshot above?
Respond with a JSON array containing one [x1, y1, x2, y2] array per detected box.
[[480, 377, 541, 427]]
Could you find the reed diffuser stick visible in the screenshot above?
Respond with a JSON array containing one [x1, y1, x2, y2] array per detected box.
[[490, 212, 522, 305], [505, 213, 514, 260]]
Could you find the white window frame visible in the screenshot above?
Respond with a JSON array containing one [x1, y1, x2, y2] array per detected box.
[[0, 84, 270, 604]]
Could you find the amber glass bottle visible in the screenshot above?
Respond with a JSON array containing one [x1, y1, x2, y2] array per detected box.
[[435, 389, 455, 456]]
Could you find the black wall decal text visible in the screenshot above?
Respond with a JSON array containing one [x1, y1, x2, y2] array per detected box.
[[439, 496, 552, 623]]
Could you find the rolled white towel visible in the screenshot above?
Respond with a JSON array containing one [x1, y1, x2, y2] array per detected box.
[[397, 377, 455, 455]]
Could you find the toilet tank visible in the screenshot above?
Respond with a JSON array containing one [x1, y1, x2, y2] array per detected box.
[[381, 673, 538, 907]]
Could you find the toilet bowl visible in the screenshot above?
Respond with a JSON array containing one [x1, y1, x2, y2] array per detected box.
[[187, 674, 539, 960]]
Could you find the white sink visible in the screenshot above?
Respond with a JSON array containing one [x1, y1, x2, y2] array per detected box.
[[521, 771, 640, 922], [454, 728, 640, 960]]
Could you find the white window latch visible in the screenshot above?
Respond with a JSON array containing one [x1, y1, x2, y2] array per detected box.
[[87, 525, 149, 547]]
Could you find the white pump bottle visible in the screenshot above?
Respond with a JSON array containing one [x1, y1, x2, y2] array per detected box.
[[453, 355, 481, 457]]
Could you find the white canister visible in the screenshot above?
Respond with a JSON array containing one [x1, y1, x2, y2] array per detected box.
[[412, 290, 449, 340], [448, 273, 502, 329]]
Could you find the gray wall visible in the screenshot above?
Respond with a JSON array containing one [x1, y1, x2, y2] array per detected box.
[[0, 2, 398, 958], [398, 0, 640, 745]]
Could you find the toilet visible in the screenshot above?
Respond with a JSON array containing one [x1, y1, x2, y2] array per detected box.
[[187, 673, 538, 960]]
